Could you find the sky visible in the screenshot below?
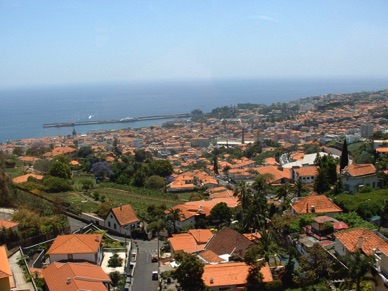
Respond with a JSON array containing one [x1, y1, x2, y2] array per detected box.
[[1, 0, 388, 88]]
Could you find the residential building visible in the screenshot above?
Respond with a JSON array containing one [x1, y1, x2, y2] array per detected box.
[[341, 163, 379, 194], [104, 204, 139, 236], [0, 219, 19, 232], [202, 262, 273, 290], [0, 246, 12, 291], [334, 228, 388, 257], [291, 193, 342, 216], [168, 229, 213, 254], [292, 165, 318, 184], [205, 227, 254, 260], [42, 262, 111, 291], [46, 234, 103, 265]]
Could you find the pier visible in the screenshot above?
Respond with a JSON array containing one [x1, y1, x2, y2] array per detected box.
[[43, 113, 192, 128]]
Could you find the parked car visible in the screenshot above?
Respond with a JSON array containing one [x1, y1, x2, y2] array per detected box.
[[152, 271, 158, 280], [151, 255, 158, 263]]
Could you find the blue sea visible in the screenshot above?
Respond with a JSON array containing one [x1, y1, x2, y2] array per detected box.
[[0, 78, 387, 143]]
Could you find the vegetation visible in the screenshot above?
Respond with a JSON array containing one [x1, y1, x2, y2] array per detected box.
[[173, 253, 206, 291]]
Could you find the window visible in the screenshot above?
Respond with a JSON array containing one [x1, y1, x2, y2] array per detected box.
[[114, 223, 117, 229], [108, 221, 111, 227]]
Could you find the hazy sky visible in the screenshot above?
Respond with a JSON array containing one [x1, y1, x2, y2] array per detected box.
[[1, 0, 388, 88]]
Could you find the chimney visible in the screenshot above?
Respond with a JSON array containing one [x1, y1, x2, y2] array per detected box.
[[358, 237, 363, 249], [306, 203, 309, 213], [95, 235, 100, 242], [311, 205, 315, 213], [210, 277, 214, 284], [120, 205, 122, 211], [66, 277, 71, 285]]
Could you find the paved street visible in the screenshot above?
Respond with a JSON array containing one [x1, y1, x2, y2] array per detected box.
[[131, 238, 159, 291]]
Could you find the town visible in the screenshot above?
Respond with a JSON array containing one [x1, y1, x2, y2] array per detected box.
[[1, 89, 388, 291]]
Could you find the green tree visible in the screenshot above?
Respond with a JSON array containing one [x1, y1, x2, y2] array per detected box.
[[0, 167, 14, 207], [77, 146, 94, 158], [144, 175, 166, 190], [148, 159, 173, 177], [49, 161, 71, 179], [167, 208, 183, 234], [209, 202, 231, 226], [173, 253, 205, 291], [314, 167, 330, 194], [213, 155, 219, 175], [12, 146, 24, 156], [340, 139, 349, 170], [109, 271, 121, 287], [293, 243, 334, 287], [294, 177, 306, 197], [234, 181, 251, 211], [44, 176, 72, 192], [81, 179, 94, 191], [341, 250, 375, 291]]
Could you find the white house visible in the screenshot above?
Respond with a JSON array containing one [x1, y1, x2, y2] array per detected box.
[[46, 234, 103, 265], [104, 205, 139, 236]]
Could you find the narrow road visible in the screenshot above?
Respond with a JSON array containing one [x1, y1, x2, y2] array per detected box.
[[131, 238, 159, 291]]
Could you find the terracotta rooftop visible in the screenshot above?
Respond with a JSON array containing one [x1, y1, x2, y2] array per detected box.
[[42, 262, 111, 291], [376, 148, 388, 153], [197, 249, 226, 263], [168, 230, 213, 254], [110, 204, 139, 226], [292, 193, 342, 215], [12, 174, 43, 184], [0, 246, 12, 279], [342, 164, 376, 177], [0, 219, 19, 229], [294, 165, 319, 177], [47, 234, 103, 255], [205, 227, 254, 257], [335, 228, 388, 256], [202, 262, 273, 287]]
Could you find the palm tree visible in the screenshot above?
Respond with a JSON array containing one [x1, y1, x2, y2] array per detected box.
[[275, 182, 293, 201], [167, 208, 184, 234], [294, 177, 306, 197], [234, 181, 251, 210], [342, 250, 375, 291]]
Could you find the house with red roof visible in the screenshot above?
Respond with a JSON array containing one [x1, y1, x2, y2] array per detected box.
[[341, 163, 379, 194], [168, 229, 213, 254], [104, 204, 139, 236], [334, 228, 388, 257], [292, 165, 319, 184], [168, 198, 238, 230], [0, 219, 19, 232], [202, 262, 273, 290], [0, 246, 13, 290], [46, 234, 103, 265], [205, 227, 254, 260], [42, 262, 111, 291], [291, 192, 342, 216]]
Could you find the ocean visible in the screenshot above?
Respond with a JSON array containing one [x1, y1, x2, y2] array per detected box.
[[0, 78, 388, 143]]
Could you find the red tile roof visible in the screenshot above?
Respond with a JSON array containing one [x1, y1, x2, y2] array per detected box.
[[205, 228, 254, 257], [12, 174, 43, 184], [292, 193, 342, 215], [42, 262, 111, 291], [343, 164, 376, 177], [198, 250, 226, 263], [335, 228, 388, 256], [0, 246, 12, 279], [203, 262, 273, 287], [0, 219, 19, 229], [47, 234, 102, 255], [110, 204, 139, 226], [294, 165, 318, 177]]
